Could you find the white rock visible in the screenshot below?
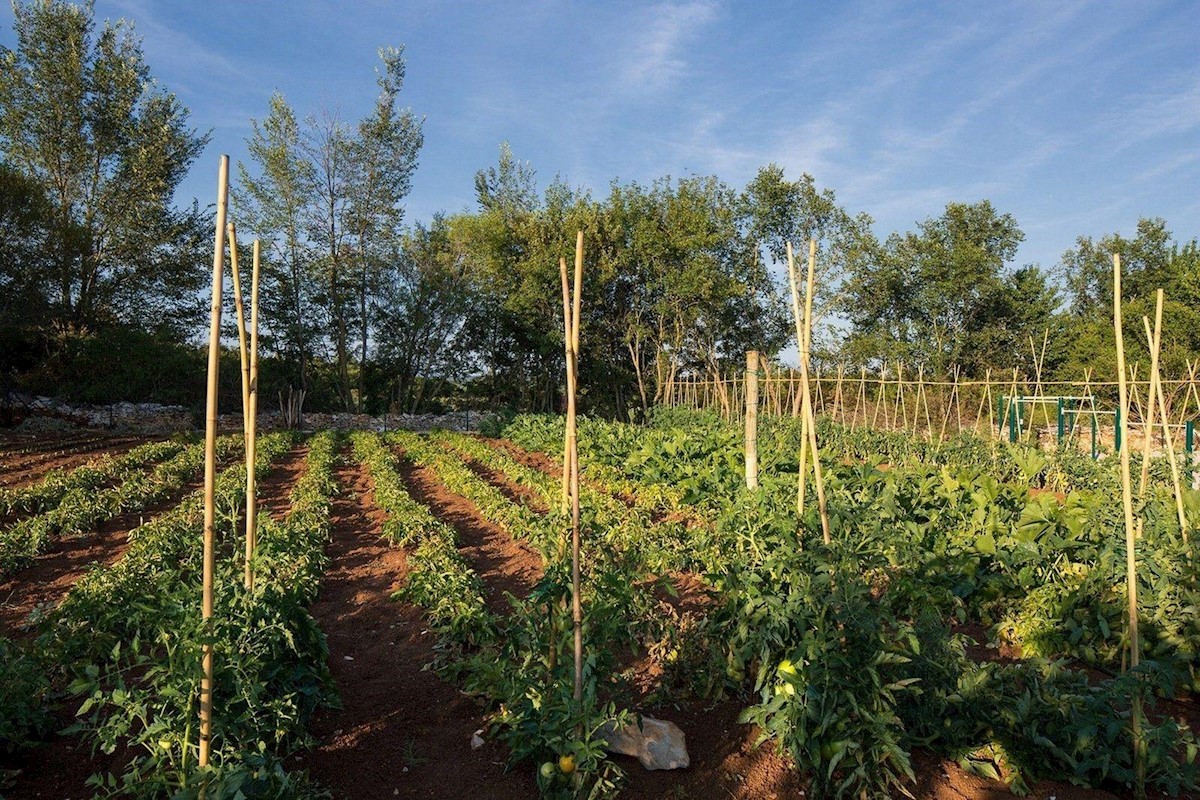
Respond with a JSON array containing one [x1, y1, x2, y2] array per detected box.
[[599, 716, 689, 771], [470, 731, 485, 749]]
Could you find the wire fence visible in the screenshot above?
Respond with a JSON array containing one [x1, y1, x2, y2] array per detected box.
[[659, 360, 1200, 457]]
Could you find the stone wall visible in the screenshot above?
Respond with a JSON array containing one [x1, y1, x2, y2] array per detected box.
[[3, 392, 495, 435]]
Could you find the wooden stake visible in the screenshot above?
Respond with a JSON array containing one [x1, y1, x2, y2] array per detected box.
[[745, 351, 759, 489], [570, 231, 584, 706], [228, 224, 251, 451], [559, 258, 575, 514], [244, 241, 261, 591], [1112, 253, 1143, 787], [1143, 314, 1188, 546], [199, 155, 229, 769], [1139, 292, 1164, 499], [787, 241, 830, 543]]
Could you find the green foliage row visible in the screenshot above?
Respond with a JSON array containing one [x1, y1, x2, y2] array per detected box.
[[498, 411, 1200, 796], [0, 438, 186, 516], [0, 434, 241, 578], [356, 431, 673, 798], [11, 430, 345, 798]]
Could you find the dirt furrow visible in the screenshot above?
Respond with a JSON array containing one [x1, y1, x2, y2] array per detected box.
[[297, 453, 535, 799], [0, 476, 203, 639], [0, 437, 153, 490], [394, 452, 544, 614], [255, 444, 309, 521]]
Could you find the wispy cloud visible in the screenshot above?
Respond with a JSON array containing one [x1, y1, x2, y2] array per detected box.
[[618, 1, 718, 93]]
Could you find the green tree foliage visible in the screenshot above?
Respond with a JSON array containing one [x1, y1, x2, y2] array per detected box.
[[1055, 218, 1200, 381], [237, 47, 424, 412], [842, 201, 1060, 376], [0, 0, 209, 336], [447, 146, 808, 417], [741, 164, 876, 347], [235, 94, 320, 396], [373, 216, 474, 412]]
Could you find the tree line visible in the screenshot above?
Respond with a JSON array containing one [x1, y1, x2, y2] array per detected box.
[[1, 1, 1197, 420]]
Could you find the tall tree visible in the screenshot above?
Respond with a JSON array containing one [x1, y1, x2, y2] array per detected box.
[[740, 165, 875, 349], [843, 200, 1058, 374], [0, 0, 209, 335], [238, 47, 423, 412], [1056, 219, 1200, 380], [235, 93, 319, 396], [374, 216, 473, 411], [345, 47, 424, 409]]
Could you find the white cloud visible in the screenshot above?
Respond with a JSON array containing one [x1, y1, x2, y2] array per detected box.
[[618, 0, 719, 93]]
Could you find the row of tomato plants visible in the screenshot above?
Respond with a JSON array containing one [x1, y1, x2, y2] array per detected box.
[[497, 412, 1200, 797], [0, 437, 187, 517], [0, 434, 242, 578], [502, 412, 1200, 676], [355, 430, 694, 798], [2, 431, 343, 798], [0, 432, 140, 462]]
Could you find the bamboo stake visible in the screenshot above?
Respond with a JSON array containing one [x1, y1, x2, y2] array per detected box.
[[1187, 360, 1200, 420], [1142, 314, 1188, 546], [983, 368, 995, 436], [198, 155, 229, 769], [559, 258, 575, 514], [745, 351, 759, 489], [1112, 254, 1144, 789], [228, 226, 252, 590], [1139, 292, 1164, 499], [228, 224, 251, 451], [244, 241, 261, 591], [569, 231, 584, 706], [787, 241, 830, 542], [833, 364, 845, 426], [853, 366, 866, 428]]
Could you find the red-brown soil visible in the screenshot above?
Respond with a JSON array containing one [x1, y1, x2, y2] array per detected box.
[[0, 475, 205, 640], [255, 445, 309, 521], [394, 450, 544, 613], [1, 453, 309, 799], [0, 436, 153, 490], [482, 436, 562, 480], [296, 453, 536, 799], [460, 454, 548, 513]]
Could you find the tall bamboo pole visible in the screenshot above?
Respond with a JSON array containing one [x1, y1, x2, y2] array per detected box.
[[228, 224, 251, 450], [1142, 315, 1188, 546], [1113, 254, 1143, 789], [199, 155, 229, 768], [560, 258, 575, 514], [244, 241, 261, 591], [1139, 291, 1164, 499], [788, 241, 830, 542], [570, 231, 584, 705], [745, 351, 759, 490], [796, 273, 814, 515]]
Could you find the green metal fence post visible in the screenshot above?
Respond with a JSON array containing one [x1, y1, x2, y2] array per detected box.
[[1009, 397, 1019, 443], [1187, 420, 1195, 483], [1057, 397, 1065, 446], [1115, 406, 1122, 453]]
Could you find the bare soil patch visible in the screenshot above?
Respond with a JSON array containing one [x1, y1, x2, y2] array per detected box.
[[255, 445, 309, 521], [0, 436, 152, 490], [0, 477, 204, 640], [297, 453, 536, 799], [394, 450, 544, 613]]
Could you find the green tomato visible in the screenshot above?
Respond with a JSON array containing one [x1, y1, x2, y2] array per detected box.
[[540, 762, 557, 780]]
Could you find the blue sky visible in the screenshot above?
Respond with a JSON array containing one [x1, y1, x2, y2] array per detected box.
[[2, 0, 1198, 274]]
